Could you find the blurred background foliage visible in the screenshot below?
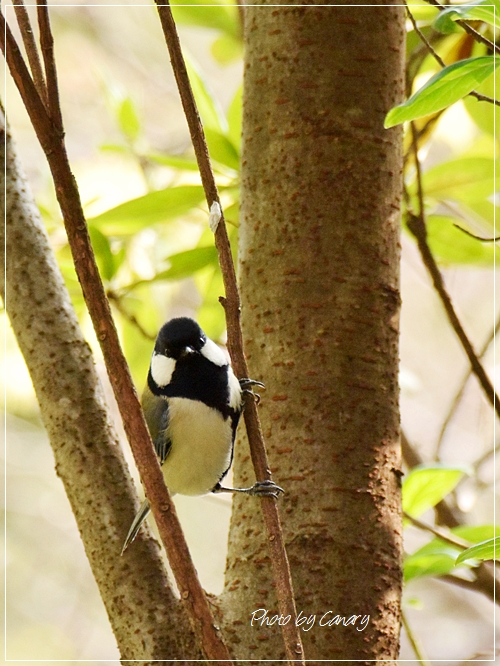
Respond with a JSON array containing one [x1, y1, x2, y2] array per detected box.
[[2, 0, 499, 663]]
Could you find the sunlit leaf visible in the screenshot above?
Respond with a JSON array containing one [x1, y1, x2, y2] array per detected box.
[[464, 66, 500, 136], [425, 215, 497, 266], [211, 33, 243, 64], [205, 128, 240, 171], [117, 97, 141, 142], [422, 157, 498, 202], [402, 465, 469, 518], [88, 185, 206, 234], [434, 0, 500, 32], [185, 52, 228, 133], [227, 85, 242, 150], [172, 0, 240, 40], [405, 526, 499, 581], [456, 536, 500, 565], [146, 153, 201, 172], [88, 225, 115, 281], [385, 57, 499, 127]]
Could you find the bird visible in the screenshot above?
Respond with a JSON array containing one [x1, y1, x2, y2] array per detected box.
[[121, 316, 283, 553]]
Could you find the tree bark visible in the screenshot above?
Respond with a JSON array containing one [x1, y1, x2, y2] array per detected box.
[[221, 3, 405, 662], [0, 109, 197, 662]]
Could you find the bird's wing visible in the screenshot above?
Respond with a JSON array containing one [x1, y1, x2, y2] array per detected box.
[[142, 390, 172, 464]]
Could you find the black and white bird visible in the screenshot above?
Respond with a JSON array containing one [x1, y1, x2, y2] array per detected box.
[[122, 317, 283, 552]]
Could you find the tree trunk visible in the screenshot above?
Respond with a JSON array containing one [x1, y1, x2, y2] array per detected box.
[[221, 3, 405, 662], [0, 109, 197, 662]]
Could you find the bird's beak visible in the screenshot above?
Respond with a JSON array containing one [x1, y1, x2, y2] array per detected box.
[[179, 345, 196, 358]]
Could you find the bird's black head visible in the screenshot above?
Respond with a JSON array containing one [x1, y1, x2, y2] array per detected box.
[[155, 317, 206, 360]]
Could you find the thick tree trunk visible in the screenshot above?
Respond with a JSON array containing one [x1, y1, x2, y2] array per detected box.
[[0, 110, 196, 662], [221, 3, 405, 662]]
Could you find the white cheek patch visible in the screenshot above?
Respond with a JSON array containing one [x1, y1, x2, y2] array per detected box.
[[150, 353, 176, 387], [201, 338, 228, 367]]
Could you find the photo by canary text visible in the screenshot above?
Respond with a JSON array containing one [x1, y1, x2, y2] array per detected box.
[[250, 608, 370, 633]]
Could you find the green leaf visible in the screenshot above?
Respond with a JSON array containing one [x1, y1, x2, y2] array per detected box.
[[205, 128, 240, 171], [435, 0, 500, 32], [227, 85, 242, 151], [425, 215, 497, 266], [402, 465, 468, 519], [385, 56, 499, 127], [87, 185, 206, 235], [456, 536, 500, 565], [211, 33, 243, 65], [146, 153, 201, 172], [422, 157, 498, 203], [184, 52, 227, 133], [125, 246, 219, 290], [464, 65, 500, 136], [117, 97, 141, 142], [404, 544, 460, 582], [88, 225, 115, 281], [172, 0, 240, 40], [404, 525, 499, 582]]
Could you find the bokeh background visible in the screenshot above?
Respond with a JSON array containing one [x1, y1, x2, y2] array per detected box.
[[2, 1, 499, 663]]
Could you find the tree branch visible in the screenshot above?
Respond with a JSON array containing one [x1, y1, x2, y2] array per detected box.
[[1, 8, 230, 663], [423, 0, 500, 55], [406, 3, 500, 107], [153, 2, 304, 664], [12, 1, 48, 106], [407, 123, 500, 420]]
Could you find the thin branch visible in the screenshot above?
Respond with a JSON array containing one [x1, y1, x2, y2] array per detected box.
[[1, 8, 231, 663], [153, 3, 304, 664], [107, 290, 156, 341], [406, 3, 500, 106], [423, 0, 500, 55], [36, 0, 63, 133], [407, 123, 500, 420], [404, 512, 470, 550], [435, 311, 500, 458], [453, 224, 500, 243], [13, 1, 48, 106], [401, 611, 432, 666]]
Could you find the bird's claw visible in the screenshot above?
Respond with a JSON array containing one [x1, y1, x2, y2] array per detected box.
[[240, 378, 265, 405], [245, 480, 285, 498]]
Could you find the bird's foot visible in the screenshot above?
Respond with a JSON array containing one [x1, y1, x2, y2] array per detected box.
[[214, 479, 284, 499], [239, 378, 265, 405]]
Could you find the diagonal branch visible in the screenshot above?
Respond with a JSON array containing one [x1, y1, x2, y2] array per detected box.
[[12, 1, 48, 106], [1, 8, 231, 663], [36, 0, 63, 132], [154, 2, 305, 664], [423, 0, 500, 55], [405, 3, 500, 107], [407, 123, 500, 420]]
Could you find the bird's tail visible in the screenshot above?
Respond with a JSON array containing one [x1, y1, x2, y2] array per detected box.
[[121, 499, 151, 555]]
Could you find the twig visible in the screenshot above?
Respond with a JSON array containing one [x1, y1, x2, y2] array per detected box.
[[423, 0, 500, 55], [0, 8, 232, 663], [13, 1, 48, 106], [153, 3, 304, 664], [36, 1, 63, 133], [107, 290, 156, 341], [452, 224, 500, 243], [401, 610, 433, 666], [407, 123, 500, 420], [435, 311, 500, 457], [406, 3, 500, 107], [403, 512, 470, 550]]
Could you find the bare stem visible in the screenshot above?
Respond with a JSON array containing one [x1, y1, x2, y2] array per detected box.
[[407, 123, 500, 420], [423, 0, 500, 55], [1, 8, 231, 663], [13, 1, 48, 106], [153, 2, 304, 664]]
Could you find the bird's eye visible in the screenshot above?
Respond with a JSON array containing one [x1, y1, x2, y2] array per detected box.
[[199, 336, 205, 346]]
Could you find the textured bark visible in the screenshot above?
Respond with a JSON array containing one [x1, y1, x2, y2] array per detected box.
[[0, 111, 197, 662], [220, 3, 405, 662]]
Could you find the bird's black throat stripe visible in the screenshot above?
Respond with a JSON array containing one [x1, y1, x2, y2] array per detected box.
[[148, 352, 238, 420]]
